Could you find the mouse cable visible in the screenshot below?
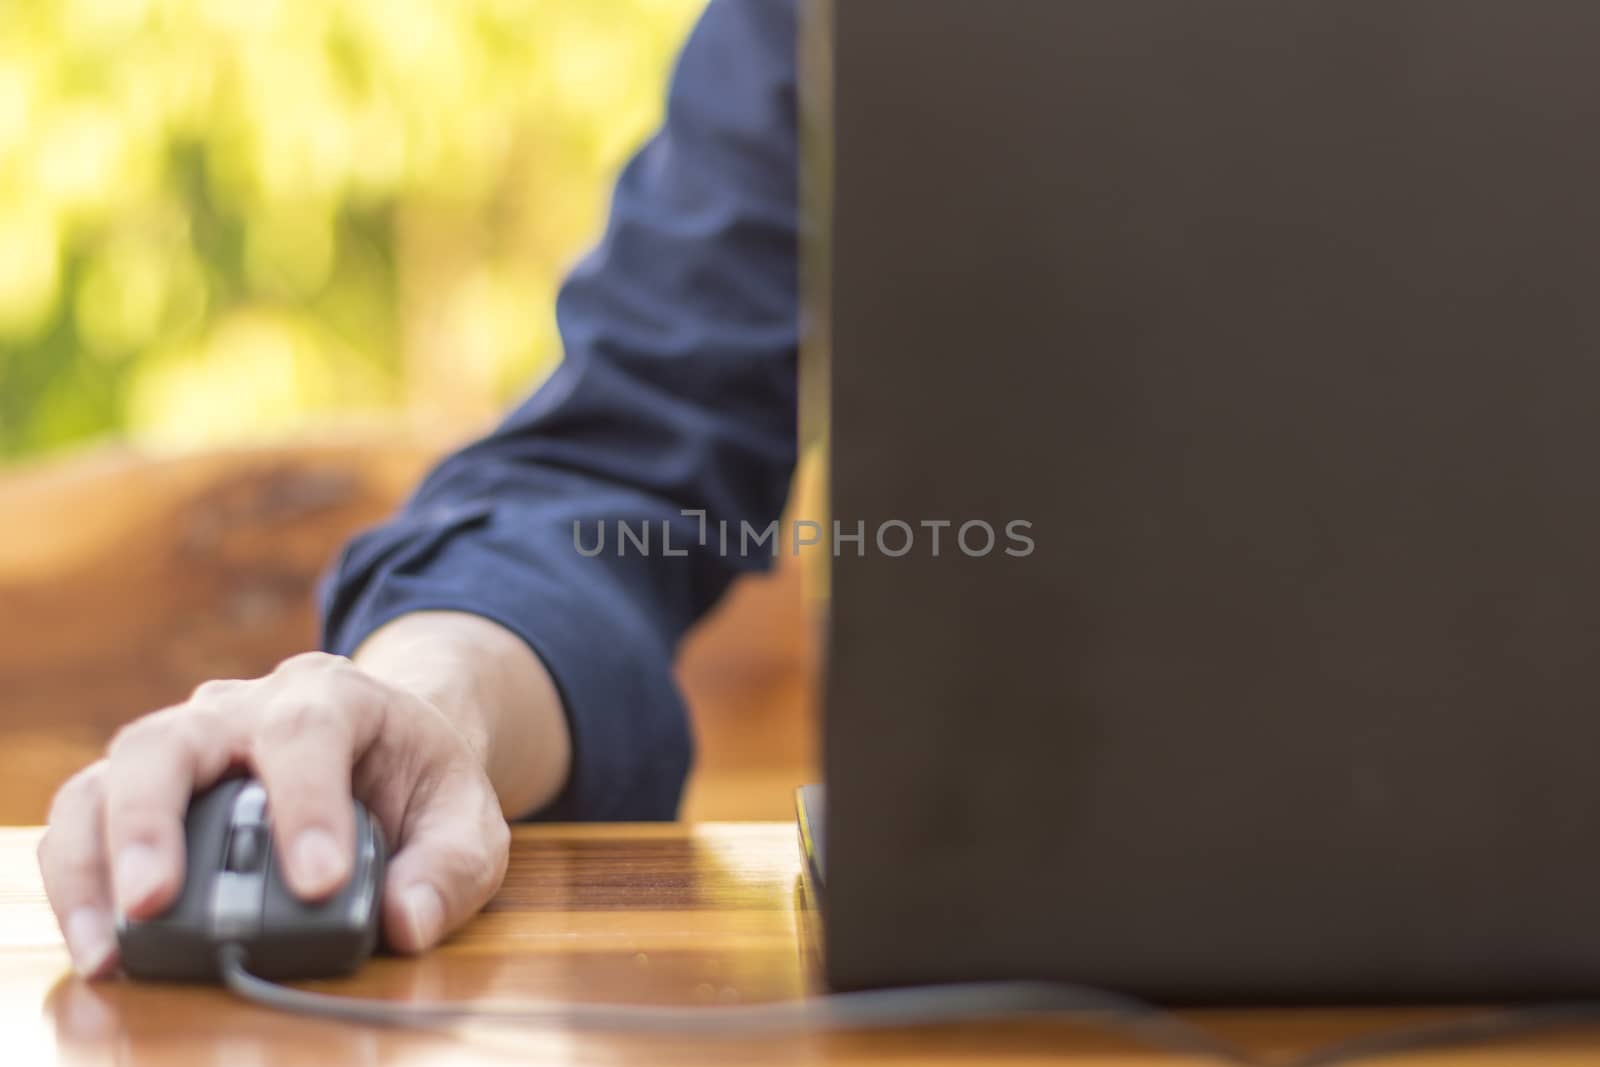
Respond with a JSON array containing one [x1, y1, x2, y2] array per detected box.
[[216, 944, 1600, 1066]]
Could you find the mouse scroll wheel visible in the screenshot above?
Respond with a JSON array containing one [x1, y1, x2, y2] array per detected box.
[[225, 824, 269, 873]]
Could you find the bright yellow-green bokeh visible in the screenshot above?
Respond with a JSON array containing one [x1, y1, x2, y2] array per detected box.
[[0, 0, 706, 458]]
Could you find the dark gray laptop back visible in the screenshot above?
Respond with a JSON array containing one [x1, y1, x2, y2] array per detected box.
[[810, 0, 1600, 1002]]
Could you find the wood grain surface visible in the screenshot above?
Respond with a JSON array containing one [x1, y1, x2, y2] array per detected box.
[[3, 824, 1600, 1067]]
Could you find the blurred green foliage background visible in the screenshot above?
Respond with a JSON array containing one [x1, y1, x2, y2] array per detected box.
[[0, 0, 704, 462]]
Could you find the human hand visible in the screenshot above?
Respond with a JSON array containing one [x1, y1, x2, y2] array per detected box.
[[38, 649, 515, 977]]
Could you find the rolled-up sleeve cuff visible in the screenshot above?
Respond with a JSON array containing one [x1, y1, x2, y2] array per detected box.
[[318, 506, 693, 823]]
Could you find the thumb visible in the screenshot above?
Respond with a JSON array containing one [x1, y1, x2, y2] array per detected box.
[[380, 776, 511, 954]]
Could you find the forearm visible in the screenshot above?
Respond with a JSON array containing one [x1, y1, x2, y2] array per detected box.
[[319, 0, 799, 820], [352, 611, 571, 821]]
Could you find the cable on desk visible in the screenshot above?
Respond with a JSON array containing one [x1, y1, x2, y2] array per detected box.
[[218, 944, 1255, 1061], [216, 944, 1600, 1066]]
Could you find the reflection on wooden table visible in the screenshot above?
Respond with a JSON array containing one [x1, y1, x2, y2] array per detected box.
[[6, 824, 1600, 1067]]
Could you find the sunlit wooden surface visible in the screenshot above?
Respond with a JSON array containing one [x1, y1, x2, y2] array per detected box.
[[4, 824, 1600, 1066]]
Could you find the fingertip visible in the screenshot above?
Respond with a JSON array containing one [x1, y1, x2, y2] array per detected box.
[[387, 882, 445, 954], [112, 843, 176, 919], [75, 950, 120, 982], [286, 827, 351, 900], [65, 908, 119, 979]]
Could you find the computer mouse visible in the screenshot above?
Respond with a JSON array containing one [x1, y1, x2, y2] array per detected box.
[[117, 777, 386, 982]]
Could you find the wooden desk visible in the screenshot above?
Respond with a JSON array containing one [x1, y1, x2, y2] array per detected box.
[[3, 824, 1598, 1066]]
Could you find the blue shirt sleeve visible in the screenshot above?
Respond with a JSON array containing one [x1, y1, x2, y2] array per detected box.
[[318, 0, 800, 822]]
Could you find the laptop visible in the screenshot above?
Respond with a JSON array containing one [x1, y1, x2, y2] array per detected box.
[[799, 0, 1600, 1003]]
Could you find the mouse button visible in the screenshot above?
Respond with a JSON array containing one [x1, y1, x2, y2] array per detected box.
[[230, 781, 268, 825], [345, 812, 383, 930], [145, 781, 244, 928], [361, 801, 388, 857], [224, 823, 269, 873], [259, 856, 350, 937], [354, 806, 383, 868], [209, 870, 266, 941]]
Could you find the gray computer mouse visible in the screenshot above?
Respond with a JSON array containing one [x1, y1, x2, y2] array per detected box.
[[117, 776, 386, 982]]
